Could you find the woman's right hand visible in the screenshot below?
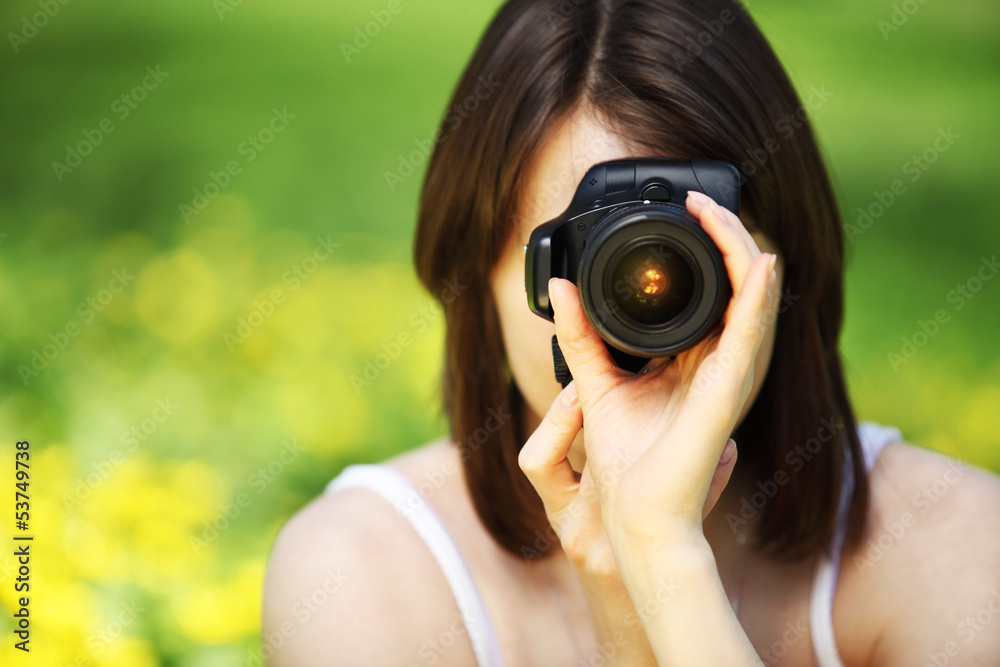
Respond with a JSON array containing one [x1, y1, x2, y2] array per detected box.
[[519, 379, 740, 665]]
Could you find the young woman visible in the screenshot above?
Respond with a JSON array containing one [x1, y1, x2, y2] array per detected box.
[[263, 1, 1000, 664]]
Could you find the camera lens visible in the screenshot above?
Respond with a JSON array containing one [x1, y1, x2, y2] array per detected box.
[[607, 242, 694, 325], [577, 203, 730, 358]]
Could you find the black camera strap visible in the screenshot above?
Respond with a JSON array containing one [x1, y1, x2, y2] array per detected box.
[[551, 335, 573, 388]]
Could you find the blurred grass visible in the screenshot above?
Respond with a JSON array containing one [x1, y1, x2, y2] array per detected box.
[[0, 0, 998, 664]]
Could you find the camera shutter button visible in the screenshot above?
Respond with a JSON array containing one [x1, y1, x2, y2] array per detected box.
[[640, 184, 671, 202]]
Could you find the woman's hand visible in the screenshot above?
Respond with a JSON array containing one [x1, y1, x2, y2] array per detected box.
[[564, 190, 776, 540], [517, 190, 777, 663], [518, 377, 744, 665], [538, 190, 777, 545]]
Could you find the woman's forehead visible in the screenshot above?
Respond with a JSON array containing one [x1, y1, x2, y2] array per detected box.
[[512, 110, 763, 242], [515, 110, 645, 239]]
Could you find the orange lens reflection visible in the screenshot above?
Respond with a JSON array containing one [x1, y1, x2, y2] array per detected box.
[[640, 268, 667, 295]]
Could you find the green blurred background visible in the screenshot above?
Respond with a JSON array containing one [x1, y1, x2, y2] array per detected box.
[[0, 0, 997, 664]]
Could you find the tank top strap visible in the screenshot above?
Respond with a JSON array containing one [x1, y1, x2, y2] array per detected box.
[[326, 463, 506, 667], [810, 420, 901, 667]]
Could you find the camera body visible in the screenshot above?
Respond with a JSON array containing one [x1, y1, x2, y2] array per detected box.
[[525, 158, 739, 373]]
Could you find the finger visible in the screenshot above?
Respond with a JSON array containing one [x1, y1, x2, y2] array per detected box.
[[646, 253, 772, 498], [714, 251, 776, 390], [686, 190, 761, 297], [549, 278, 622, 402], [686, 190, 759, 256], [681, 252, 775, 451], [517, 381, 584, 513], [702, 438, 738, 520]]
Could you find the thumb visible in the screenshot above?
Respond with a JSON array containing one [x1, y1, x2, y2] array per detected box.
[[549, 277, 621, 404], [702, 438, 738, 520]]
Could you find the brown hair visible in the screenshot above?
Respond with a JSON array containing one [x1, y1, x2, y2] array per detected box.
[[413, 0, 867, 563]]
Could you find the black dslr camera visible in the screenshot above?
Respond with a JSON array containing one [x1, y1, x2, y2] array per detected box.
[[524, 158, 739, 382]]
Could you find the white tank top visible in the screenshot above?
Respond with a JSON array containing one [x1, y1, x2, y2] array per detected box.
[[325, 420, 901, 666]]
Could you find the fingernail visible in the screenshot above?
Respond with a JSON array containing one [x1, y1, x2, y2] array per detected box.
[[721, 438, 737, 465], [767, 253, 777, 275], [558, 382, 578, 409], [708, 198, 725, 221], [687, 190, 711, 206], [548, 277, 558, 313]]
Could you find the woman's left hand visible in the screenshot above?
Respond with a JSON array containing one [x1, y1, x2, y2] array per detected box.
[[522, 191, 779, 550]]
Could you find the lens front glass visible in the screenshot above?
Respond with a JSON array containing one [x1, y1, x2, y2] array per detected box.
[[607, 241, 694, 326]]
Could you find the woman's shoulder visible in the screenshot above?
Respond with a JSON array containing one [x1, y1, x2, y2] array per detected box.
[[839, 438, 1000, 664], [261, 438, 481, 666]]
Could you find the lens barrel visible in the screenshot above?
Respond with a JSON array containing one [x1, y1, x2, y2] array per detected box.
[[577, 203, 730, 357]]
